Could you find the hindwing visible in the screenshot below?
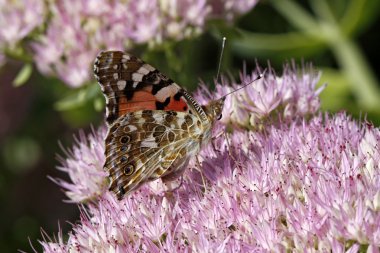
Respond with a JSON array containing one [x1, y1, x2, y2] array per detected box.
[[104, 110, 203, 199]]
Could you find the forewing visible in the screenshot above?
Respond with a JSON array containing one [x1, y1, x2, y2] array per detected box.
[[94, 51, 193, 125], [104, 110, 203, 199]]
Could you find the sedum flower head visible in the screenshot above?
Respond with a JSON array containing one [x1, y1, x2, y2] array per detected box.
[[0, 0, 45, 49], [32, 0, 258, 87], [50, 128, 108, 203], [196, 64, 324, 130], [41, 66, 380, 251], [210, 0, 259, 20]]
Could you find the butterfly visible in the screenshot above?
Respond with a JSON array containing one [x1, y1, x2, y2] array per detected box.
[[94, 51, 261, 200]]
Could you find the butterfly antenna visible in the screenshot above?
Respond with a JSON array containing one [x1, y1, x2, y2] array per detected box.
[[215, 37, 226, 86], [220, 68, 267, 99]]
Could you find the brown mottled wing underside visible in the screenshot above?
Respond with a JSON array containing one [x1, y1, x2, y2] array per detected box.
[[105, 110, 203, 199], [94, 51, 192, 125]]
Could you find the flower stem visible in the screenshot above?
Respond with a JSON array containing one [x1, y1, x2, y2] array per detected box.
[[273, 0, 380, 110], [327, 28, 380, 110]]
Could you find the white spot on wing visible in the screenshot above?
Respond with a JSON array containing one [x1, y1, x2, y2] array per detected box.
[[137, 65, 150, 75], [117, 80, 127, 90], [135, 160, 143, 170], [133, 81, 139, 88], [122, 54, 130, 62], [153, 113, 165, 123], [132, 73, 144, 81], [141, 140, 158, 148], [144, 64, 155, 72], [155, 85, 180, 101], [113, 65, 118, 70], [128, 125, 137, 131], [176, 118, 184, 126], [113, 73, 118, 80]]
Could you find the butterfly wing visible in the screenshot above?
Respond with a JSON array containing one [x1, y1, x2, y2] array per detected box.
[[94, 51, 194, 125], [105, 110, 204, 199], [94, 50, 215, 199]]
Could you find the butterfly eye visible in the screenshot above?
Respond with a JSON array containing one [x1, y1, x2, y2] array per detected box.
[[123, 164, 134, 176], [217, 114, 222, 120]]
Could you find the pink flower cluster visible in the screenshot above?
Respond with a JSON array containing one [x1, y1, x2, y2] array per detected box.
[[49, 130, 107, 203], [0, 0, 258, 87], [210, 0, 258, 20], [0, 0, 45, 50], [196, 64, 324, 129], [41, 66, 380, 252]]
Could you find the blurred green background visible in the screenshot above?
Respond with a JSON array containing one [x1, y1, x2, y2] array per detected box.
[[1, 1, 380, 252]]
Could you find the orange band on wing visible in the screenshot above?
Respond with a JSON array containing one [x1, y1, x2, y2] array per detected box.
[[118, 91, 190, 116], [164, 96, 189, 112], [118, 91, 157, 115]]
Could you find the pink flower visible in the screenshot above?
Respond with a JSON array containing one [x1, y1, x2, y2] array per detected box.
[[210, 0, 258, 20], [0, 0, 45, 49], [40, 67, 380, 251], [196, 64, 325, 129], [31, 0, 257, 87], [0, 0, 45, 45], [50, 128, 107, 202]]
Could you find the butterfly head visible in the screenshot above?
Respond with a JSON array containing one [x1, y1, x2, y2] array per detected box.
[[204, 97, 225, 122]]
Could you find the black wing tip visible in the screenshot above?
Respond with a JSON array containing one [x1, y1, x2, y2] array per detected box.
[[94, 51, 125, 77], [94, 50, 126, 65]]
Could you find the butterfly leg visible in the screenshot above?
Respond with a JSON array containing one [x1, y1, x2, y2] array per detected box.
[[195, 156, 207, 191], [211, 130, 224, 153], [161, 158, 188, 193], [224, 132, 244, 169], [211, 141, 220, 153], [164, 175, 184, 194]]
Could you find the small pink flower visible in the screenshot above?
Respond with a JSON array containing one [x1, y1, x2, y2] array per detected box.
[[50, 128, 107, 202], [210, 0, 258, 20], [0, 0, 45, 48]]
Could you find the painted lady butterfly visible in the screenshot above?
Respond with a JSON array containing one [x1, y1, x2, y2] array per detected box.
[[94, 51, 261, 200]]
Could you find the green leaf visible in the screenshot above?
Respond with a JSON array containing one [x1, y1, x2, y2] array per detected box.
[[13, 64, 33, 87], [93, 97, 104, 112], [340, 0, 380, 36], [232, 30, 325, 59], [55, 83, 100, 110], [318, 68, 351, 111], [270, 0, 320, 36]]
